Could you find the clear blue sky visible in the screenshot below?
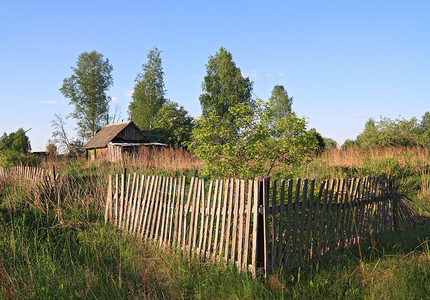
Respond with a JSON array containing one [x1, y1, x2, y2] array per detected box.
[[1, 1, 429, 151]]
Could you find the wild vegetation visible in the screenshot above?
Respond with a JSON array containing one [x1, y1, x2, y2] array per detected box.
[[0, 146, 429, 298]]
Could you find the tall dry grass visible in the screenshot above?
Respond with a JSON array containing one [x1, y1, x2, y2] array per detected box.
[[130, 145, 203, 171], [316, 146, 430, 168]]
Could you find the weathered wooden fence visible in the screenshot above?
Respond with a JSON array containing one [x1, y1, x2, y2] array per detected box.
[[0, 165, 56, 184], [104, 172, 424, 276]]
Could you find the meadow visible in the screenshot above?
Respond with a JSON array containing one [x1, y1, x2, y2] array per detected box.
[[0, 146, 429, 299]]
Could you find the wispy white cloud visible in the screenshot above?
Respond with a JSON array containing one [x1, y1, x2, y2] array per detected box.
[[40, 100, 58, 104], [124, 90, 134, 98], [111, 97, 119, 102], [242, 70, 258, 79], [278, 73, 285, 77], [352, 114, 371, 119], [266, 73, 273, 77]]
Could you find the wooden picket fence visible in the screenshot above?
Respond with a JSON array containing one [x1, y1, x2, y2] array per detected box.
[[104, 171, 424, 277], [0, 165, 57, 184]]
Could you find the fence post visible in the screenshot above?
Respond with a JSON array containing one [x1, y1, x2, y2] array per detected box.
[[256, 176, 270, 277]]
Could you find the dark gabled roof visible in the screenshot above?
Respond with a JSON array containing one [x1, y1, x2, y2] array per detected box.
[[83, 121, 146, 149]]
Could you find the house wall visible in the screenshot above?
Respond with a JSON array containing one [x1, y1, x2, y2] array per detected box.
[[95, 148, 108, 159], [107, 144, 123, 162], [113, 125, 147, 143]]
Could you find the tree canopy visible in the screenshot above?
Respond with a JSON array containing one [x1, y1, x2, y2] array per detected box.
[[199, 47, 253, 122], [188, 100, 316, 178], [0, 128, 31, 153], [60, 51, 113, 141], [151, 102, 193, 147], [268, 85, 293, 120], [129, 47, 167, 130]]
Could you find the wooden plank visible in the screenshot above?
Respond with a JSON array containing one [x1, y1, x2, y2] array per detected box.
[[154, 176, 167, 241], [350, 178, 361, 245], [343, 178, 354, 246], [140, 176, 155, 238], [231, 179, 240, 265], [323, 179, 336, 255], [187, 177, 198, 250], [134, 175, 146, 234], [207, 180, 219, 258], [126, 173, 137, 231], [224, 179, 235, 263], [304, 179, 315, 261], [237, 180, 246, 268], [243, 180, 253, 271], [105, 175, 113, 224], [160, 177, 171, 246], [214, 180, 225, 259], [176, 177, 186, 248], [271, 179, 277, 271], [129, 174, 139, 232], [202, 180, 213, 258], [276, 180, 286, 269], [381, 177, 387, 232], [119, 172, 125, 228], [197, 179, 206, 255], [137, 176, 151, 236], [291, 179, 301, 267], [359, 177, 371, 236], [251, 179, 260, 277], [298, 179, 308, 264], [182, 177, 194, 250], [335, 179, 346, 250], [263, 177, 270, 276], [329, 179, 341, 252], [191, 179, 202, 256], [146, 176, 159, 240], [168, 178, 177, 245], [284, 179, 293, 269], [317, 180, 328, 257], [123, 174, 131, 229]]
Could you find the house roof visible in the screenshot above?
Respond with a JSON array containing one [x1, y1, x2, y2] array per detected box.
[[83, 121, 146, 149]]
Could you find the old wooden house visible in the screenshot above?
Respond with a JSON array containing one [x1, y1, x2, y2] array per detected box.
[[83, 121, 155, 161]]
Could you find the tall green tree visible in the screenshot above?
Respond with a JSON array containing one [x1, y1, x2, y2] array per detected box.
[[151, 102, 193, 147], [0, 128, 31, 153], [129, 47, 167, 130], [60, 51, 113, 141], [268, 85, 293, 120], [199, 47, 253, 121]]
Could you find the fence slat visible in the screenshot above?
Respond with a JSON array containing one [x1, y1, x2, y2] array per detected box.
[[105, 175, 113, 224], [237, 180, 246, 268], [224, 180, 235, 263], [243, 180, 253, 271], [137, 176, 151, 236], [207, 180, 219, 258], [291, 179, 301, 266], [284, 179, 293, 269], [270, 180, 277, 271], [231, 179, 240, 265], [298, 179, 308, 264], [304, 179, 314, 262]]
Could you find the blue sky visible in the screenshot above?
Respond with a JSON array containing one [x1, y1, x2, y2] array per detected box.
[[1, 1, 429, 151]]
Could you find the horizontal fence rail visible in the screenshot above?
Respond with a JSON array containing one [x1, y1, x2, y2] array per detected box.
[[104, 172, 425, 277]]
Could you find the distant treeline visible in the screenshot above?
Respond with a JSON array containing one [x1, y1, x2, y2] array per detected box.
[[343, 112, 430, 149]]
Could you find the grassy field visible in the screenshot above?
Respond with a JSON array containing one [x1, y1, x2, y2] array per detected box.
[[1, 147, 430, 299]]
